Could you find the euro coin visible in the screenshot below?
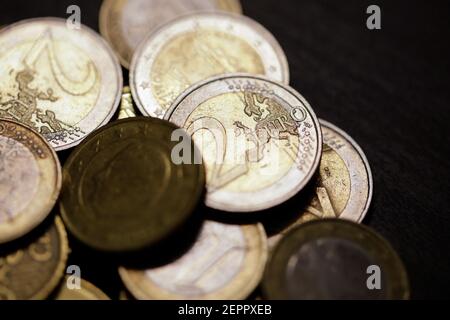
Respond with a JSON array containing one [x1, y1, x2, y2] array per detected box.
[[99, 0, 243, 68], [119, 221, 267, 299], [53, 277, 110, 300], [165, 74, 322, 212], [60, 117, 205, 252], [0, 216, 69, 300], [0, 119, 61, 244], [262, 219, 410, 300], [268, 119, 373, 247], [0, 18, 122, 151], [117, 86, 137, 120], [130, 12, 289, 118]]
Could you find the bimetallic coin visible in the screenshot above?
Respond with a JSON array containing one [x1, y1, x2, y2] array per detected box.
[[119, 221, 267, 300], [268, 119, 373, 247], [118, 86, 137, 119], [60, 117, 205, 252], [262, 219, 410, 300], [131, 12, 289, 118], [0, 216, 69, 300], [0, 119, 61, 244], [100, 0, 243, 68], [53, 277, 110, 300], [165, 74, 322, 212], [0, 18, 122, 151]]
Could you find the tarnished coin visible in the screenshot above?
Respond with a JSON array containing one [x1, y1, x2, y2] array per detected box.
[[0, 119, 61, 244], [100, 0, 243, 68], [262, 219, 410, 300], [165, 74, 322, 212], [119, 221, 267, 300], [53, 277, 110, 300], [0, 18, 122, 151], [268, 119, 373, 247], [117, 86, 137, 119], [0, 216, 69, 300], [130, 12, 289, 118], [60, 117, 205, 252]]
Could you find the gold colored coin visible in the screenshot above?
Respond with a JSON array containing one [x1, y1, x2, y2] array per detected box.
[[165, 74, 322, 212], [117, 86, 137, 119], [99, 0, 243, 68], [131, 12, 289, 118], [0, 18, 122, 151], [119, 221, 267, 300], [60, 117, 205, 252], [53, 277, 110, 300], [0, 216, 69, 300], [0, 119, 61, 244], [268, 119, 373, 248]]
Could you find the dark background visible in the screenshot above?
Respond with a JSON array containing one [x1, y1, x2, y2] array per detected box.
[[1, 0, 449, 299]]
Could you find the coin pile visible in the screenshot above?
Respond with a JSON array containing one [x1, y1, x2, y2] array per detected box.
[[0, 0, 409, 300]]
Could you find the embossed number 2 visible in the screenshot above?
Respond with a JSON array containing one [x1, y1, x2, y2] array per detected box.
[[23, 29, 97, 96], [186, 117, 248, 190]]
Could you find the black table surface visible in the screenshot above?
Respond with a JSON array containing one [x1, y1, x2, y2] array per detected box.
[[1, 0, 449, 300]]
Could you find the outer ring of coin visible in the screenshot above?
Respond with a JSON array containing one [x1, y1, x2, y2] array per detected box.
[[165, 73, 322, 212], [33, 216, 69, 300], [262, 219, 410, 300], [60, 117, 206, 252], [319, 119, 373, 222], [0, 17, 123, 151], [130, 12, 290, 118], [54, 277, 110, 300], [118, 223, 267, 300], [99, 0, 243, 69], [0, 119, 62, 244]]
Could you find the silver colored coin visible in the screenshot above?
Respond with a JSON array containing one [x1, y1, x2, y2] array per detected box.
[[130, 12, 289, 118], [0, 18, 122, 151], [99, 0, 243, 68], [262, 220, 410, 300], [318, 119, 373, 222], [119, 221, 267, 300], [268, 119, 373, 247], [165, 74, 322, 212]]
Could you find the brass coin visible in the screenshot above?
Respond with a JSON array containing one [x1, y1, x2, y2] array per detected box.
[[117, 86, 137, 120], [99, 0, 243, 68], [0, 216, 69, 300], [268, 119, 373, 247], [0, 18, 122, 151], [119, 221, 267, 299], [0, 119, 61, 244], [262, 219, 410, 300], [53, 277, 110, 300], [130, 12, 289, 118], [60, 117, 205, 252], [165, 74, 322, 212]]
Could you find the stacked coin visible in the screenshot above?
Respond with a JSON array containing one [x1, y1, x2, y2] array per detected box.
[[0, 0, 409, 300]]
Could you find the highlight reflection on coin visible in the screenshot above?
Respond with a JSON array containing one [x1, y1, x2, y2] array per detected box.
[[268, 119, 373, 247], [0, 18, 122, 151], [165, 74, 321, 212], [117, 86, 137, 119], [100, 0, 243, 68], [53, 277, 110, 300], [0, 119, 61, 244], [60, 117, 205, 252], [262, 219, 410, 300], [0, 216, 69, 300], [131, 12, 289, 118], [119, 221, 267, 300]]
